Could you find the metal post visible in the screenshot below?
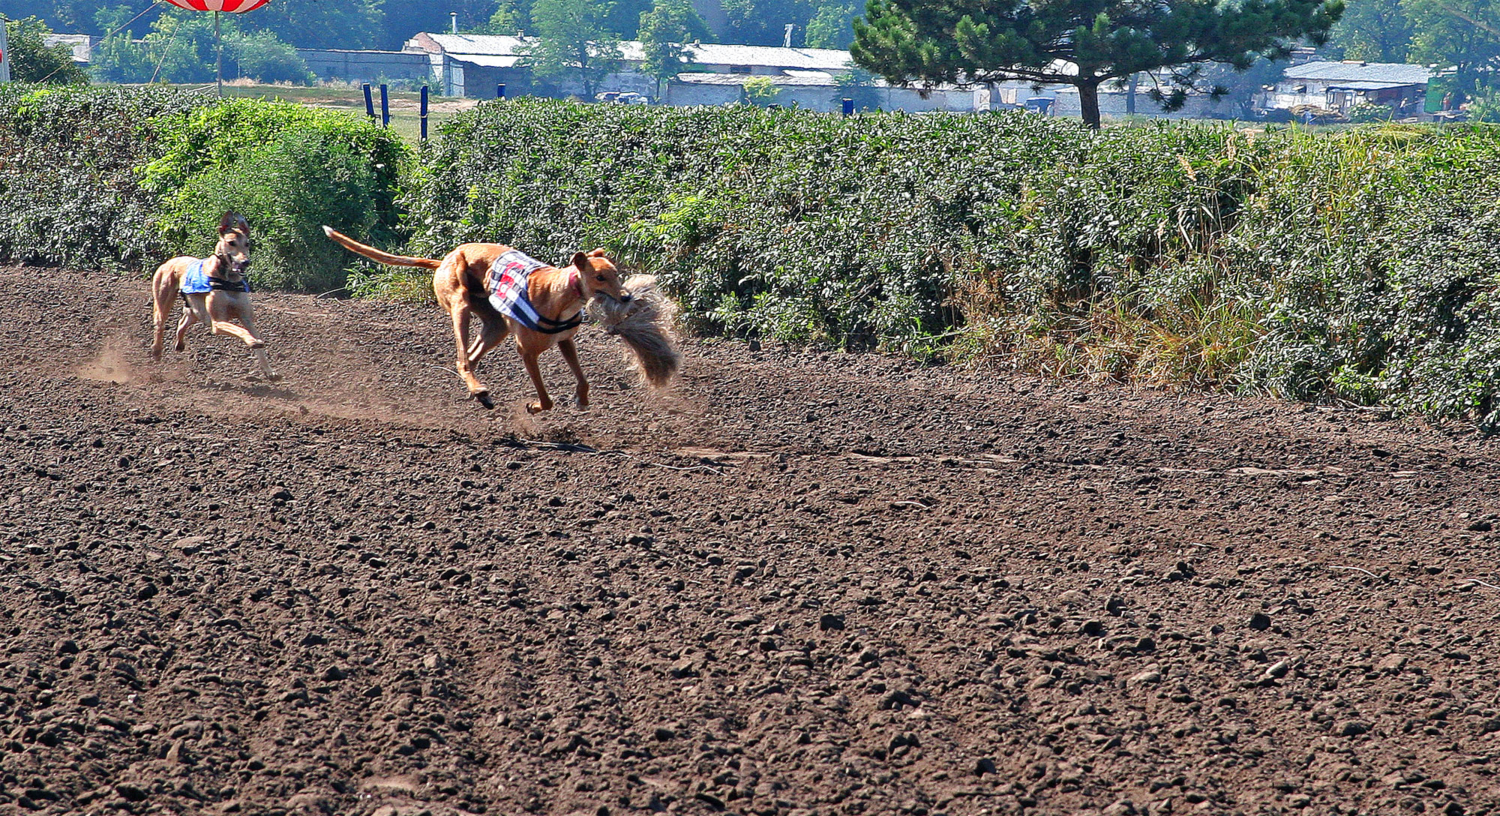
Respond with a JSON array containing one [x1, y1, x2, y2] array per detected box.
[[380, 83, 390, 128], [0, 17, 11, 85], [497, 83, 506, 100], [363, 84, 375, 121], [841, 97, 853, 116], [215, 12, 222, 97], [420, 86, 429, 141]]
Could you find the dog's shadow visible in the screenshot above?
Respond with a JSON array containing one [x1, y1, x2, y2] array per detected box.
[[224, 382, 299, 401]]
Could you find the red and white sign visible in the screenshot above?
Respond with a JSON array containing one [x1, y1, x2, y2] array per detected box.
[[160, 0, 273, 11]]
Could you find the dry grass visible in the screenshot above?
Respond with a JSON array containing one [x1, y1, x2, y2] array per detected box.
[[587, 274, 682, 388]]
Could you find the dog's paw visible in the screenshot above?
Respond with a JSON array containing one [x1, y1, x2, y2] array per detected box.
[[248, 340, 266, 349], [266, 371, 283, 382], [526, 399, 552, 414], [474, 391, 495, 410]]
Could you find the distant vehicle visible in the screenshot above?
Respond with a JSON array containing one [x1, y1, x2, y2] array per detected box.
[[1023, 96, 1055, 115], [595, 92, 650, 105]]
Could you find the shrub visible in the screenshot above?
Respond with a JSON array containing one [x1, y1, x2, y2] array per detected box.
[[0, 84, 207, 270], [142, 98, 408, 291], [392, 101, 1500, 428]]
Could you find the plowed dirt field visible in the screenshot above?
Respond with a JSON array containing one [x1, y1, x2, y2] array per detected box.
[[2, 267, 1498, 816]]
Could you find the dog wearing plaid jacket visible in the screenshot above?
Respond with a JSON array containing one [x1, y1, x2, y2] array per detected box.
[[322, 226, 630, 412]]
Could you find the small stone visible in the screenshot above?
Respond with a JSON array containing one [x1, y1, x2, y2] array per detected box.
[[422, 654, 445, 671], [1262, 660, 1290, 680], [1057, 590, 1088, 607], [115, 784, 149, 802], [1128, 668, 1162, 687], [1081, 620, 1106, 637], [1248, 613, 1272, 631], [1377, 653, 1408, 673], [136, 584, 159, 601], [653, 727, 676, 741], [974, 757, 996, 776], [172, 535, 208, 554], [322, 666, 347, 682], [1338, 720, 1371, 737], [819, 613, 845, 631]]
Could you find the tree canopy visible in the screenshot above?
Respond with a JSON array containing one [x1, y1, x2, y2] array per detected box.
[[521, 0, 623, 98], [639, 0, 712, 95], [4, 16, 89, 84], [851, 0, 1344, 127]]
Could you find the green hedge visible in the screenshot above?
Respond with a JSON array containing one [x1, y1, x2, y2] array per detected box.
[[0, 85, 205, 271], [0, 86, 407, 290], [394, 100, 1500, 428], [6, 88, 1500, 429]]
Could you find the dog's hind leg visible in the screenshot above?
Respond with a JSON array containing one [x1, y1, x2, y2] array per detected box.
[[448, 303, 493, 408], [151, 295, 170, 361], [466, 317, 510, 372], [174, 298, 207, 353], [557, 338, 589, 409]]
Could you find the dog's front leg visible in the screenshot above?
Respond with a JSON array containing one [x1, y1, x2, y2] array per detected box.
[[557, 338, 589, 409], [519, 348, 553, 414], [235, 302, 280, 382]]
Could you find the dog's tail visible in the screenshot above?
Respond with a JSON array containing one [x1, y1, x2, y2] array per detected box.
[[322, 226, 441, 270]]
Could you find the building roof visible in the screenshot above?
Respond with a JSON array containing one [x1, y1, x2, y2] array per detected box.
[[1324, 80, 1424, 91], [411, 33, 852, 72], [677, 72, 840, 87], [1283, 60, 1431, 86]]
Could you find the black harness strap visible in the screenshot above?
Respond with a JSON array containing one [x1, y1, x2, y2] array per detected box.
[[533, 312, 583, 334], [209, 276, 250, 293]]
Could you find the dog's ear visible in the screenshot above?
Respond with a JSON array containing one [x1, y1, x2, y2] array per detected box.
[[570, 251, 591, 271], [219, 211, 249, 237], [587, 248, 609, 258]]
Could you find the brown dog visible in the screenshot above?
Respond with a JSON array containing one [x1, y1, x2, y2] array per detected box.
[[322, 226, 629, 412], [150, 211, 279, 381]]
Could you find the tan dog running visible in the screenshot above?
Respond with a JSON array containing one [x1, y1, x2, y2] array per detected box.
[[150, 211, 279, 381], [322, 226, 629, 412]]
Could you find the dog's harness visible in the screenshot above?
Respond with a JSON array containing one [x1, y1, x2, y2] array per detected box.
[[486, 250, 583, 334], [179, 256, 251, 300]]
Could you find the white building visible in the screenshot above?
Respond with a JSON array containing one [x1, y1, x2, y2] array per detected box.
[[1257, 60, 1432, 116]]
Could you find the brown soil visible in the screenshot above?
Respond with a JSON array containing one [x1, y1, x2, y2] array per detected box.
[[2, 266, 1498, 816]]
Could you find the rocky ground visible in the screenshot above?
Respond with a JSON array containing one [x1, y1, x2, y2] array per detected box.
[[1, 266, 1498, 816]]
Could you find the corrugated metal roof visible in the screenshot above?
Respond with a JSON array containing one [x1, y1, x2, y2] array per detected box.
[[685, 43, 850, 71], [677, 72, 839, 87], [1283, 61, 1430, 85], [449, 54, 524, 68], [419, 33, 850, 71], [1324, 80, 1422, 91]]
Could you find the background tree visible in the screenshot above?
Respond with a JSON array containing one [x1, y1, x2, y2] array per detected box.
[[742, 74, 780, 103], [805, 0, 860, 49], [1404, 0, 1500, 96], [639, 0, 711, 98], [4, 16, 89, 84], [237, 0, 383, 50], [521, 0, 623, 98], [1329, 0, 1412, 61], [721, 0, 817, 45], [852, 0, 1343, 128], [0, 1, 99, 34], [381, 0, 509, 48]]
